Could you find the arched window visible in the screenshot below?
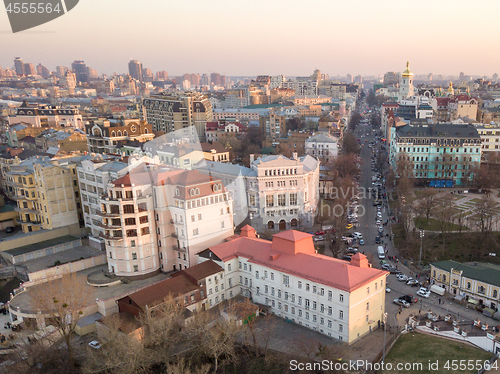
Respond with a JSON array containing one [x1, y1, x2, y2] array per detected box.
[[123, 130, 127, 136], [117, 131, 122, 137], [111, 131, 116, 137]]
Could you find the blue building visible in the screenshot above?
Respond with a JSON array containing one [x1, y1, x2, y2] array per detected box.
[[389, 123, 481, 186]]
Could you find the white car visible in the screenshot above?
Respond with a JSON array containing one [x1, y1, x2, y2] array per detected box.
[[397, 274, 409, 282], [353, 232, 363, 239], [386, 287, 391, 293], [417, 288, 430, 298], [313, 236, 324, 242], [88, 340, 101, 349]]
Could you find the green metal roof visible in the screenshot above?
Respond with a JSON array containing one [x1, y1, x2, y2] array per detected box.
[[432, 260, 500, 287]]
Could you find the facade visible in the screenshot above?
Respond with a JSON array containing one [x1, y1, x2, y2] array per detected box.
[[77, 158, 131, 249], [198, 154, 320, 232], [8, 102, 84, 129], [100, 168, 234, 278], [85, 118, 154, 155], [142, 92, 213, 138], [305, 133, 339, 161], [389, 123, 482, 186], [198, 226, 387, 344], [476, 124, 500, 159], [205, 121, 247, 142], [117, 260, 225, 316], [200, 141, 230, 162], [213, 109, 259, 123], [431, 260, 500, 310], [5, 157, 79, 233], [261, 111, 286, 137]]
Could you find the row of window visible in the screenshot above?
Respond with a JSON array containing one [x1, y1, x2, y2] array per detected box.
[[264, 298, 345, 332], [264, 168, 298, 176]]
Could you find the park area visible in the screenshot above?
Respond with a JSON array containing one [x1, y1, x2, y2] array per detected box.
[[378, 332, 493, 374]]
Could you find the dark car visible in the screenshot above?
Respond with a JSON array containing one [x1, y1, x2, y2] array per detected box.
[[342, 255, 352, 262], [375, 236, 381, 244], [399, 295, 418, 304], [5, 227, 15, 233]]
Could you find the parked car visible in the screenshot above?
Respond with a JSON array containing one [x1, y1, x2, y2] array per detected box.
[[88, 340, 101, 349], [342, 255, 352, 262], [353, 232, 363, 239], [315, 230, 325, 236], [399, 294, 418, 304], [313, 236, 324, 242], [417, 288, 430, 298], [406, 279, 420, 287], [386, 287, 391, 293], [375, 236, 381, 244], [397, 274, 409, 282], [5, 227, 15, 233], [359, 239, 365, 245], [393, 299, 410, 308]]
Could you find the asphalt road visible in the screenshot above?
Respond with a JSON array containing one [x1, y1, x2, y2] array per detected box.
[[353, 121, 500, 330]]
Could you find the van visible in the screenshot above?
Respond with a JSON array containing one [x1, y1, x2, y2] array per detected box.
[[430, 285, 445, 296], [377, 246, 385, 259]]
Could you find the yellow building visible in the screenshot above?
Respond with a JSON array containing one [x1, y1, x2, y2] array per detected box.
[[6, 158, 79, 233], [431, 260, 500, 310]]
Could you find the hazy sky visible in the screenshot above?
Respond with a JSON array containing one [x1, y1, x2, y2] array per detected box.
[[1, 0, 499, 77]]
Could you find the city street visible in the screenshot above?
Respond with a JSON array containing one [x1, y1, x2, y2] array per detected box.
[[353, 120, 500, 330]]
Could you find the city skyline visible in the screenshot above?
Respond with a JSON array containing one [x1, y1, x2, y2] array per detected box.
[[1, 0, 499, 77]]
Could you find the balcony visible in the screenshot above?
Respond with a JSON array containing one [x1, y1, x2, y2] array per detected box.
[[99, 233, 123, 241], [173, 245, 187, 253], [22, 220, 42, 226], [15, 206, 38, 214], [97, 221, 122, 229], [96, 210, 121, 217], [171, 233, 178, 238]]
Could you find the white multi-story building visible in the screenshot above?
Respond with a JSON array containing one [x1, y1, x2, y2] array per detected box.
[[475, 123, 500, 160], [100, 167, 235, 278], [77, 158, 132, 249], [198, 226, 387, 344], [197, 153, 320, 232], [305, 133, 339, 161]]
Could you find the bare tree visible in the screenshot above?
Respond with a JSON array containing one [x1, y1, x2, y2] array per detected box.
[[187, 306, 242, 373], [165, 357, 211, 374], [474, 194, 496, 235], [30, 272, 94, 369], [417, 189, 439, 220]]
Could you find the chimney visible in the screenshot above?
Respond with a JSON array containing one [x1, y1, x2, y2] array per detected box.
[[250, 154, 254, 164], [292, 152, 298, 160]]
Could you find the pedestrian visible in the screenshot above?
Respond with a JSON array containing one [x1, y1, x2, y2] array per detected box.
[[438, 298, 441, 304]]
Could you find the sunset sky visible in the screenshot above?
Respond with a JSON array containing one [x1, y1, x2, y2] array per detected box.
[[1, 0, 499, 77]]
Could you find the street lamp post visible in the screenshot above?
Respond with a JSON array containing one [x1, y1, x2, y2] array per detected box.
[[382, 312, 388, 363], [419, 228, 425, 274]]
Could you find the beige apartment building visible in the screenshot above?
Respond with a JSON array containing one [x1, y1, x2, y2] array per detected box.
[[100, 166, 234, 278], [142, 92, 213, 139], [6, 157, 78, 233]]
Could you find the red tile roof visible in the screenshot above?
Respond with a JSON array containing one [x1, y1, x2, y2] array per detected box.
[[126, 273, 198, 308], [208, 230, 387, 292], [178, 259, 223, 282]]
